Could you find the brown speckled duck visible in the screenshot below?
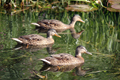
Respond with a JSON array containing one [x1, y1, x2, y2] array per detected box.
[[12, 29, 61, 46], [40, 45, 92, 66], [31, 14, 85, 32]]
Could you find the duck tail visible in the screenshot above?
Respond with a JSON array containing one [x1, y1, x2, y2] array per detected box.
[[40, 59, 51, 64], [12, 38, 23, 43], [31, 23, 40, 26]]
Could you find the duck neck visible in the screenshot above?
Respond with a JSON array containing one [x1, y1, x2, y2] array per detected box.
[[75, 50, 83, 60], [75, 53, 82, 57], [47, 33, 52, 39], [69, 19, 76, 28], [75, 54, 84, 63]]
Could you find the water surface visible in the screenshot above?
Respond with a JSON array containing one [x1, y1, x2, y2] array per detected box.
[[0, 9, 120, 80]]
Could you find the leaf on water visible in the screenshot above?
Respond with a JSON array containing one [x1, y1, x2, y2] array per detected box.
[[86, 41, 90, 44], [30, 57, 32, 61], [33, 71, 46, 79], [107, 7, 120, 12], [65, 4, 98, 12], [107, 0, 120, 11], [108, 0, 120, 4], [71, 0, 90, 3], [111, 4, 120, 10]]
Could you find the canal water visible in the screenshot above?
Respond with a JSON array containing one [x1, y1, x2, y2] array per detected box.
[[0, 8, 120, 80]]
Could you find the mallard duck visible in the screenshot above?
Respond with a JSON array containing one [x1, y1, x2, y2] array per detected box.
[[40, 45, 92, 66], [12, 29, 61, 46], [31, 14, 85, 32]]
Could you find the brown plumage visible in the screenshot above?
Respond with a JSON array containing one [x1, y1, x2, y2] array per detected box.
[[12, 29, 61, 46], [40, 45, 92, 66], [31, 14, 85, 32]]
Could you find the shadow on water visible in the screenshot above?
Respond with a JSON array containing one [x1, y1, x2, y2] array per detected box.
[[36, 27, 84, 39]]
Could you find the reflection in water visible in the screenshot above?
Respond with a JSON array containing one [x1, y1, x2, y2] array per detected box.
[[40, 63, 86, 76], [13, 44, 59, 54], [70, 28, 84, 39], [0, 6, 119, 80], [37, 28, 84, 39]]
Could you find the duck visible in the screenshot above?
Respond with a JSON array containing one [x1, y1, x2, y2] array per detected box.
[[31, 14, 85, 32], [40, 45, 92, 66], [12, 29, 61, 46]]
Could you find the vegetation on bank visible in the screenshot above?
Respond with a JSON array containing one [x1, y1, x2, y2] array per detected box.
[[0, 0, 120, 15]]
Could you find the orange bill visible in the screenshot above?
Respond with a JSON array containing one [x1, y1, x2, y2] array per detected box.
[[79, 19, 85, 23], [54, 34, 61, 38]]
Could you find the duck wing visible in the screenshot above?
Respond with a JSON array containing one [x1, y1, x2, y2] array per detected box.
[[37, 19, 65, 29], [51, 53, 75, 60], [18, 34, 47, 45], [19, 34, 46, 41], [41, 53, 78, 66]]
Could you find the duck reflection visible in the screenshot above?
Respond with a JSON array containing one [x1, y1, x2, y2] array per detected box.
[[35, 27, 67, 33], [40, 63, 86, 76], [36, 28, 84, 39], [69, 28, 84, 39], [13, 44, 59, 54]]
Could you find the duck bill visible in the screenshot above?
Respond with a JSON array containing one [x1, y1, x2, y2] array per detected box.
[[86, 51, 92, 55], [54, 34, 61, 38], [79, 19, 85, 23]]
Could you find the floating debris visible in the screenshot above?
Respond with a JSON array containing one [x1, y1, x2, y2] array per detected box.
[[107, 0, 120, 11], [65, 4, 98, 12], [108, 0, 120, 4], [107, 7, 120, 12], [111, 4, 120, 10]]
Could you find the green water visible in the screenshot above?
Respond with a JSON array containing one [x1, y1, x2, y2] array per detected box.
[[0, 9, 120, 80]]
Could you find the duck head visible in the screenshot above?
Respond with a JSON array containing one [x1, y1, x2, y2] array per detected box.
[[75, 45, 92, 57], [73, 14, 85, 23], [47, 29, 61, 38]]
